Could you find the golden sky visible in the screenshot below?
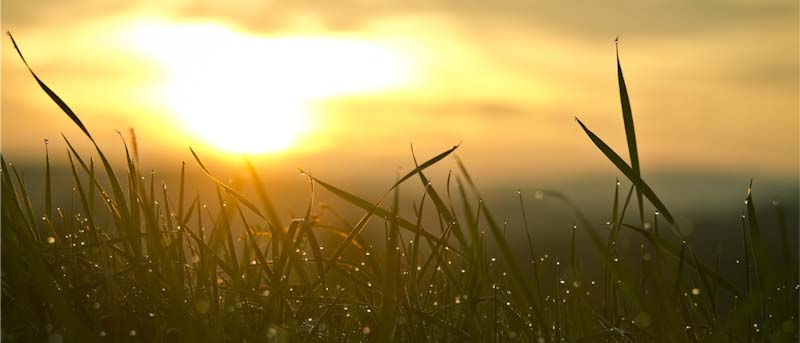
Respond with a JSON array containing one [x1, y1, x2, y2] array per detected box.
[[2, 0, 798, 186]]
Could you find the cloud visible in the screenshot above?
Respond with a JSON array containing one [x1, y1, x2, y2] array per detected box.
[[6, 0, 798, 38], [167, 1, 799, 38]]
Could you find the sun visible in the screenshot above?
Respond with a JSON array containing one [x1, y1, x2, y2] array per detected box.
[[124, 20, 416, 154]]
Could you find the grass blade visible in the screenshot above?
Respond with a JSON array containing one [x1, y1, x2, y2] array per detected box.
[[616, 39, 645, 227], [575, 117, 680, 236], [7, 32, 93, 140]]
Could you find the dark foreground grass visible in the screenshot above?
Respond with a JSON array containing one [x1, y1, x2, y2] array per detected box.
[[2, 33, 798, 342]]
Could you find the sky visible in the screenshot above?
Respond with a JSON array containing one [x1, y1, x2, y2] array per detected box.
[[2, 0, 798, 199]]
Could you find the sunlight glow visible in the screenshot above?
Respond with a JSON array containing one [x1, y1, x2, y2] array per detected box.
[[124, 20, 416, 154]]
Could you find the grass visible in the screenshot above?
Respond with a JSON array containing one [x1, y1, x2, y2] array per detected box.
[[2, 33, 798, 342]]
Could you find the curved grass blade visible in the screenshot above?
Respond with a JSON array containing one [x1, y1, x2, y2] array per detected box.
[[307, 175, 455, 251], [575, 117, 680, 236], [7, 32, 93, 140], [393, 143, 460, 190], [189, 148, 272, 226], [10, 44, 136, 254]]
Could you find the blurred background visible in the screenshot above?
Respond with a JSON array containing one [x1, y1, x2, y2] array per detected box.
[[2, 1, 798, 256]]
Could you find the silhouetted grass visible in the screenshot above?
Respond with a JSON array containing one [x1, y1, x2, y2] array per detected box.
[[2, 32, 798, 342]]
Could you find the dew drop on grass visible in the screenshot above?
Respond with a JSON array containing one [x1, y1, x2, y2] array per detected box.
[[129, 330, 137, 336], [47, 237, 56, 244], [691, 288, 701, 296]]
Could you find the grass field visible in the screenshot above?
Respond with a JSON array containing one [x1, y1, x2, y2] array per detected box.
[[2, 33, 798, 342]]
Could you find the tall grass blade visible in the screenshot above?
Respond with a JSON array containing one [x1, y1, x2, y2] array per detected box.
[[743, 182, 776, 334], [615, 40, 645, 228], [44, 140, 52, 219]]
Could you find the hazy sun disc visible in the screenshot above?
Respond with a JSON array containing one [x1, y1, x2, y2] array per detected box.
[[125, 20, 416, 154]]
